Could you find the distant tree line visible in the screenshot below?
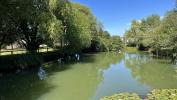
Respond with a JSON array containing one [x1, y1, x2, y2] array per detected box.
[[0, 0, 123, 54], [125, 1, 177, 62]]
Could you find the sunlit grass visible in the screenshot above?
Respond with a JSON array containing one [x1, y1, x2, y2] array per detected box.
[[0, 48, 54, 56], [125, 47, 138, 53]]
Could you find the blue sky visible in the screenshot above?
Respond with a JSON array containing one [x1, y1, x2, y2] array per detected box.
[[72, 0, 176, 36]]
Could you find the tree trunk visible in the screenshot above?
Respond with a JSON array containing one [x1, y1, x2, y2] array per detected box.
[[0, 45, 1, 56], [60, 37, 63, 48], [47, 45, 48, 53], [167, 51, 169, 58], [19, 20, 42, 53], [155, 49, 159, 57], [26, 45, 39, 53], [11, 44, 13, 55]]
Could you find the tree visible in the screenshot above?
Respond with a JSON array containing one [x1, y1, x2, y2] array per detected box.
[[159, 10, 177, 61], [140, 15, 161, 48], [65, 6, 92, 52], [0, 0, 120, 54], [125, 4, 177, 62], [51, 1, 93, 53], [125, 20, 142, 47], [14, 0, 51, 52], [0, 0, 63, 52], [111, 36, 123, 51], [0, 0, 17, 52], [125, 15, 161, 50]]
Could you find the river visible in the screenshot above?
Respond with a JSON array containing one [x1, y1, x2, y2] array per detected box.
[[0, 52, 177, 100]]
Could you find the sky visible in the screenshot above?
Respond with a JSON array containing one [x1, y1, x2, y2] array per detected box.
[[72, 0, 176, 36]]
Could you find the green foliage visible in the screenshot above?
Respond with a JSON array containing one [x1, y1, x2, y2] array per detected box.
[[0, 0, 18, 48], [0, 0, 122, 54], [65, 5, 92, 52], [100, 89, 177, 100], [125, 15, 161, 48], [87, 29, 123, 52], [161, 10, 177, 50], [98, 35, 123, 51], [147, 89, 177, 100], [100, 93, 141, 100], [38, 12, 63, 46], [125, 8, 177, 61], [0, 0, 60, 52], [111, 36, 123, 51], [0, 53, 42, 71], [14, 53, 42, 69]]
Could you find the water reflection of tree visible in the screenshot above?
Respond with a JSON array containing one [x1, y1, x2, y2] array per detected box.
[[84, 52, 124, 70], [38, 52, 124, 100], [0, 70, 55, 100], [125, 53, 177, 89], [0, 52, 123, 100], [40, 52, 124, 100]]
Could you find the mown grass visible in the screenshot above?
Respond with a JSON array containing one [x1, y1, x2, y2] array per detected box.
[[124, 47, 138, 53], [0, 48, 54, 56]]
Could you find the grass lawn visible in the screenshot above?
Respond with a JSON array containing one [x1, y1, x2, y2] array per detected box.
[[0, 48, 54, 56], [125, 47, 138, 53]]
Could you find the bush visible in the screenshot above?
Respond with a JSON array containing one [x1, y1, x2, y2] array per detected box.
[[0, 50, 73, 72], [147, 89, 177, 100], [100, 93, 141, 100], [13, 53, 42, 70], [100, 89, 177, 100]]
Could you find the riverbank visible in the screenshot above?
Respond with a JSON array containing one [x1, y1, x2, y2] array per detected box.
[[0, 46, 122, 73], [125, 46, 177, 64], [1, 46, 175, 73], [0, 50, 66, 73], [0, 49, 109, 73]]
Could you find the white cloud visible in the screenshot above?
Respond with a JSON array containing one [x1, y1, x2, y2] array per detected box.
[[137, 20, 142, 23], [160, 16, 164, 20]]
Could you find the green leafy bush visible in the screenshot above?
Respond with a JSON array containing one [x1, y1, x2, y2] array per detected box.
[[100, 93, 141, 100], [14, 53, 42, 70], [100, 89, 177, 100], [147, 89, 177, 100]]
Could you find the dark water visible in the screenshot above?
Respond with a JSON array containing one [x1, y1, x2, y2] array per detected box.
[[0, 52, 177, 100]]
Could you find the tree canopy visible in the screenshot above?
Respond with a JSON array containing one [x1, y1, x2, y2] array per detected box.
[[125, 7, 177, 61], [0, 0, 123, 53]]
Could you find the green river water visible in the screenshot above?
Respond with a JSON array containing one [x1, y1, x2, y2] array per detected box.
[[0, 52, 177, 100]]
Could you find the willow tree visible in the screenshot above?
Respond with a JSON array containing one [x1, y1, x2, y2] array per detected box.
[[0, 0, 63, 52], [50, 1, 92, 53], [66, 8, 91, 52]]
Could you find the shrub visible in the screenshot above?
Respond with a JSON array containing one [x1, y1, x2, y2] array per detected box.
[[100, 89, 177, 100], [100, 93, 141, 100], [147, 89, 177, 100], [13, 53, 42, 70]]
